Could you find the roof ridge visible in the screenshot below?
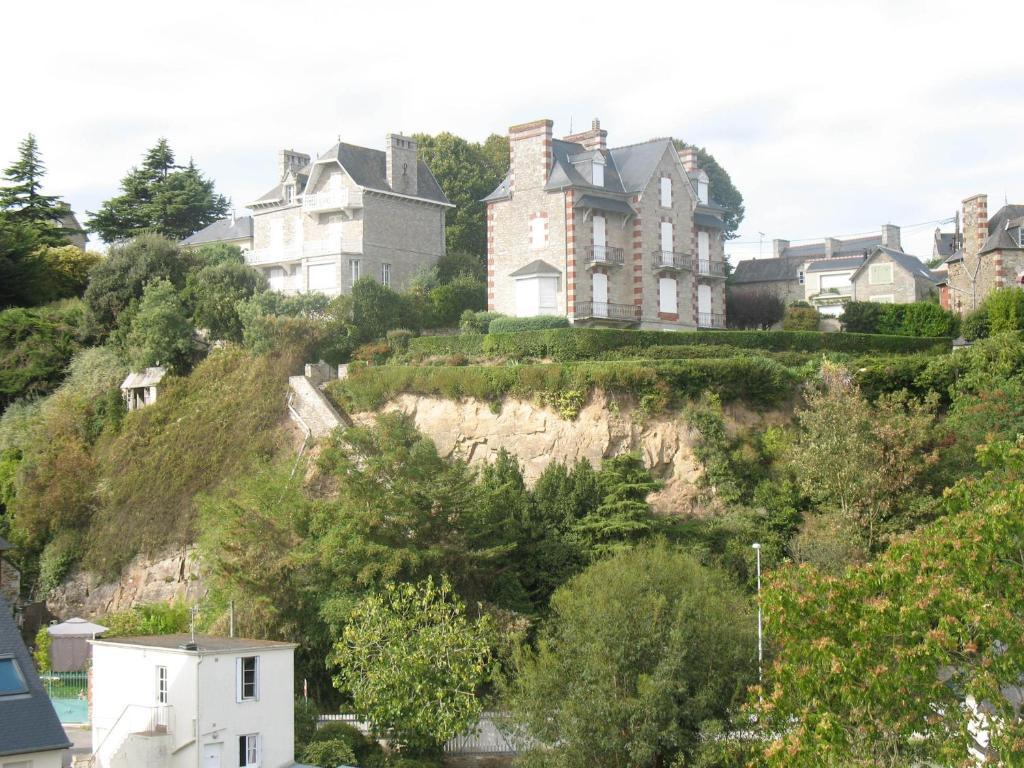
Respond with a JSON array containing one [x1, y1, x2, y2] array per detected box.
[[608, 136, 672, 152]]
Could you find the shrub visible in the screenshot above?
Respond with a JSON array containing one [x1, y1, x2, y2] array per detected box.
[[899, 301, 959, 337], [386, 329, 414, 353], [960, 310, 989, 340], [101, 602, 191, 636], [459, 309, 504, 335], [33, 626, 51, 670], [840, 302, 883, 334], [300, 738, 356, 768], [126, 278, 194, 373], [353, 342, 391, 365], [294, 697, 319, 750], [38, 530, 81, 593], [426, 274, 486, 328], [983, 288, 1024, 334], [351, 277, 418, 340], [185, 258, 267, 342], [726, 288, 784, 330], [488, 315, 569, 334], [874, 304, 907, 335], [782, 305, 820, 331], [0, 301, 86, 409]]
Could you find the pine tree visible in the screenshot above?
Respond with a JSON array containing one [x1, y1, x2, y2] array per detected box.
[[0, 134, 71, 245], [572, 454, 661, 553], [88, 139, 229, 243]]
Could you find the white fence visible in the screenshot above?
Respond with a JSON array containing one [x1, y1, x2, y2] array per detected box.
[[318, 711, 524, 754]]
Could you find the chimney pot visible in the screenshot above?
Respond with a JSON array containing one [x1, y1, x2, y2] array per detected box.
[[678, 147, 699, 173]]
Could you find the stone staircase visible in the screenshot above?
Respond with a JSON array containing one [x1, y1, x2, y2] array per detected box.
[[287, 362, 350, 439]]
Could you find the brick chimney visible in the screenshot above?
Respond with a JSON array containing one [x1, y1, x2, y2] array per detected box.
[[962, 194, 988, 261], [881, 224, 901, 251], [508, 119, 553, 193], [677, 147, 699, 173], [278, 149, 310, 181], [824, 237, 841, 259], [772, 239, 790, 259], [564, 118, 607, 152], [385, 134, 418, 196]]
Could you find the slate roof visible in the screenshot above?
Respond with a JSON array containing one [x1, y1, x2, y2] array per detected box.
[[314, 143, 451, 206], [781, 234, 882, 260], [850, 247, 939, 283], [181, 215, 253, 246], [945, 248, 963, 265], [805, 256, 866, 273], [481, 174, 511, 203], [988, 204, 1024, 235], [0, 596, 72, 757], [694, 212, 725, 229], [92, 634, 297, 654], [509, 259, 561, 277], [980, 227, 1024, 254], [731, 256, 805, 284], [934, 231, 956, 257], [574, 194, 636, 217]]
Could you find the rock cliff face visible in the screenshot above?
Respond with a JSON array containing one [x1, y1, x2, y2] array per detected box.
[[356, 393, 790, 516], [47, 547, 203, 620]]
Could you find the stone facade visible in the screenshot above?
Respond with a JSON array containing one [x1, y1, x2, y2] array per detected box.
[[850, 248, 939, 304], [485, 119, 727, 330], [945, 194, 1024, 315], [246, 135, 451, 297]]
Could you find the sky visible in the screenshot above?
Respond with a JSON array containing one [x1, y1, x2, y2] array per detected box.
[[4, 0, 1022, 262]]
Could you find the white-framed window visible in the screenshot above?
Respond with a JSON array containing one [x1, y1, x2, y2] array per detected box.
[[697, 178, 709, 204], [236, 656, 258, 702], [530, 217, 546, 249], [660, 177, 672, 208], [869, 263, 894, 285], [381, 263, 392, 287], [798, 269, 805, 285], [869, 294, 895, 303], [238, 733, 260, 767], [349, 258, 361, 284], [660, 221, 673, 254], [698, 230, 710, 270], [1016, 227, 1024, 248], [592, 158, 605, 187], [156, 665, 168, 704], [284, 184, 294, 203], [659, 277, 678, 314]]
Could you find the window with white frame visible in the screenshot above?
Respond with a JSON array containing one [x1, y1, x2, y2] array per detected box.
[[284, 184, 294, 203], [660, 177, 672, 208], [156, 665, 168, 704], [349, 259, 361, 284], [381, 263, 392, 287], [592, 158, 605, 187], [659, 277, 678, 314], [697, 178, 709, 204], [238, 733, 260, 767], [236, 656, 258, 701], [869, 294, 895, 303], [798, 269, 805, 285], [530, 217, 546, 249], [869, 263, 893, 285], [1017, 227, 1024, 248]]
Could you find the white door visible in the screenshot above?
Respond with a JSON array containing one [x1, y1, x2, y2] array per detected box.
[[593, 215, 606, 262], [539, 277, 558, 314], [202, 742, 222, 768], [698, 283, 712, 324], [698, 231, 710, 272], [516, 278, 539, 317], [660, 221, 673, 255], [593, 272, 608, 317]]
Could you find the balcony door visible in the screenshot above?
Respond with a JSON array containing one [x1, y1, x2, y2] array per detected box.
[[698, 231, 710, 273], [593, 272, 608, 317], [698, 283, 712, 322], [660, 221, 673, 256], [593, 215, 606, 262]]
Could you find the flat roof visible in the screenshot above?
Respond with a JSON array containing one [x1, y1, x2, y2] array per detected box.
[[91, 634, 297, 654]]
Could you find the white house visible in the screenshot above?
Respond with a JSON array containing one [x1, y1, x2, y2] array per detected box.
[[0, 597, 71, 768], [90, 634, 297, 768]]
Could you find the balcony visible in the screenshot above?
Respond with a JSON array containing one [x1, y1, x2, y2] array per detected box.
[[573, 301, 641, 324], [582, 245, 625, 268], [808, 286, 853, 308], [652, 250, 692, 272], [695, 259, 727, 279], [246, 237, 362, 266], [697, 312, 726, 329], [302, 188, 364, 214]]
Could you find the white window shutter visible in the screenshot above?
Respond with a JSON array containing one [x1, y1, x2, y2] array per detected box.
[[539, 277, 558, 314], [660, 177, 671, 208], [660, 221, 673, 254], [254, 656, 260, 701], [659, 277, 677, 314], [235, 657, 243, 702]]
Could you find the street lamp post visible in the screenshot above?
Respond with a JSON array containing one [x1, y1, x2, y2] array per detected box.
[[752, 542, 763, 685]]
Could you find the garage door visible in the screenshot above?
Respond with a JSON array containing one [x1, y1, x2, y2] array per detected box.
[[308, 263, 337, 292]]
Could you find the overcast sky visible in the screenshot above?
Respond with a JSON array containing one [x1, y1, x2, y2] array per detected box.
[[4, 0, 1021, 261]]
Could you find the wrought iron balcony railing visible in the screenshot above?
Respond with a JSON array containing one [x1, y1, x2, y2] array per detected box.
[[652, 250, 692, 271], [697, 311, 727, 329], [573, 301, 641, 322], [695, 259, 727, 278], [581, 245, 625, 267]]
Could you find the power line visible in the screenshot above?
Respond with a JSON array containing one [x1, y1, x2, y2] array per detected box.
[[728, 216, 955, 247]]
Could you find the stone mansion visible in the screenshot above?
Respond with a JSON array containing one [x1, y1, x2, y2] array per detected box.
[[483, 118, 728, 329], [242, 134, 451, 296]]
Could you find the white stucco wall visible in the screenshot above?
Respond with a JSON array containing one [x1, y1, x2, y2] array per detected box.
[[0, 748, 65, 768]]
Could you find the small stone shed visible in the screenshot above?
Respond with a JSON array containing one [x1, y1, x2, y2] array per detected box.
[[47, 617, 108, 672], [120, 366, 166, 411]]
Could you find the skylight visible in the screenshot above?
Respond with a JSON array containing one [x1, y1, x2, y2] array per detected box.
[[0, 657, 28, 695]]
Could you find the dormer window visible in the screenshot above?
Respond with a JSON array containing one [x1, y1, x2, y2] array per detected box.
[[1017, 226, 1024, 248], [284, 184, 295, 203], [697, 178, 709, 205], [592, 157, 605, 187]]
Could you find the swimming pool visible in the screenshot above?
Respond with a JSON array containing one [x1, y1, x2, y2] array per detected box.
[[50, 697, 88, 724]]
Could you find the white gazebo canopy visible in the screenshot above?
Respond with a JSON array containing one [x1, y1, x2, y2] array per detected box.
[[48, 617, 109, 637]]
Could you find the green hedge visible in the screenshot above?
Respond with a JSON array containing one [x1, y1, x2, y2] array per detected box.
[[325, 356, 801, 413], [408, 327, 950, 361], [488, 315, 570, 333]]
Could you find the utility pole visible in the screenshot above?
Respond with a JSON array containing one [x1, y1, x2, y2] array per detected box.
[[752, 542, 763, 685]]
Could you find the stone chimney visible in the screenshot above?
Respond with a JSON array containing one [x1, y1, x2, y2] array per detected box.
[[772, 239, 790, 259], [278, 149, 310, 181], [962, 194, 988, 260], [678, 147, 699, 173], [824, 237, 841, 259], [385, 134, 419, 196], [564, 118, 607, 152], [881, 224, 901, 251], [508, 119, 554, 193]]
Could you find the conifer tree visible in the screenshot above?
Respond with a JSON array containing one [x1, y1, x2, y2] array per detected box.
[[0, 134, 71, 245]]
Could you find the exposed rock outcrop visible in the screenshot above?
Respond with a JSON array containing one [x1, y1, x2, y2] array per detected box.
[[47, 547, 203, 620]]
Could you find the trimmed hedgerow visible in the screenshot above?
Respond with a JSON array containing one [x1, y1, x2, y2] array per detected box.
[[407, 334, 486, 357], [325, 356, 800, 414], [488, 315, 570, 334]]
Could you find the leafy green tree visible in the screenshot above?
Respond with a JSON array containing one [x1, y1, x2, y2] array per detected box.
[[791, 363, 936, 551], [0, 218, 47, 308], [88, 139, 228, 242], [673, 140, 745, 238], [331, 575, 493, 754], [0, 134, 71, 243], [982, 287, 1024, 334], [506, 542, 756, 768], [413, 132, 509, 257], [754, 436, 1024, 766], [726, 288, 784, 330], [37, 245, 102, 300], [0, 302, 85, 409], [83, 234, 187, 334], [427, 273, 486, 328], [350, 276, 417, 340], [185, 256, 266, 342], [126, 278, 194, 372], [436, 250, 486, 283]]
